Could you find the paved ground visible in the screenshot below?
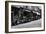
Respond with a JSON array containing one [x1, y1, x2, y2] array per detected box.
[[12, 19, 41, 29]]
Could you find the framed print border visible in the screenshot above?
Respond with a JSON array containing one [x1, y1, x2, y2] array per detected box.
[[5, 1, 45, 33]]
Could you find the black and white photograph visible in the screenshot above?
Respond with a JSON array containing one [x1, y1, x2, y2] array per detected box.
[[11, 5, 41, 28], [5, 1, 45, 32]]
